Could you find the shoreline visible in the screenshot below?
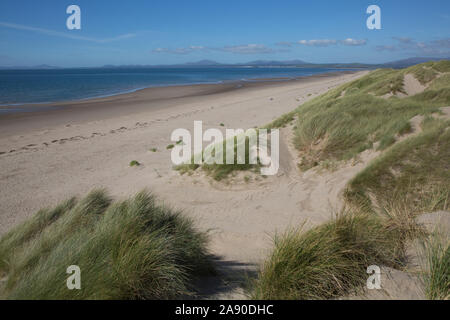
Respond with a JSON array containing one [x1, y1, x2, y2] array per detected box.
[[0, 68, 366, 108], [0, 70, 358, 109], [0, 70, 357, 137], [0, 70, 368, 271], [0, 70, 370, 297]]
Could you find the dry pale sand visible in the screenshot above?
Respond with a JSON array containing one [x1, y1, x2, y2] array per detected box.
[[381, 73, 426, 99], [0, 71, 369, 298], [403, 73, 427, 96]]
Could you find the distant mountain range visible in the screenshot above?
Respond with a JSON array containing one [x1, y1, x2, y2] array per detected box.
[[1, 57, 449, 70], [176, 57, 449, 69]]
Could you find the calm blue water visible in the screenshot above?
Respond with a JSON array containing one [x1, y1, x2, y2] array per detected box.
[[0, 67, 349, 106]]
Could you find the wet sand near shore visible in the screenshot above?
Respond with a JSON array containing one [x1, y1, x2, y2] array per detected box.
[[0, 71, 357, 137]]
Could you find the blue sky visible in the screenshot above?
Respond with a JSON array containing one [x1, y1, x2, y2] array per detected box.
[[0, 0, 449, 67]]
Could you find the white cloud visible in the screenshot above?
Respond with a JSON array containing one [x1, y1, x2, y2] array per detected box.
[[377, 37, 450, 55], [153, 44, 279, 55], [152, 46, 206, 55], [297, 38, 367, 47], [431, 38, 450, 48], [216, 44, 276, 54], [392, 37, 414, 44], [376, 45, 397, 52], [275, 41, 293, 47], [0, 21, 136, 43], [297, 39, 337, 47], [340, 38, 367, 46], [152, 38, 369, 56]]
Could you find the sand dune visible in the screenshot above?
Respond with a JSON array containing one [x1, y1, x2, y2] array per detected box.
[[0, 71, 368, 298], [403, 73, 427, 96]]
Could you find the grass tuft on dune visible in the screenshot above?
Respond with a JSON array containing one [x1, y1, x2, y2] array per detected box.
[[175, 134, 262, 181], [251, 209, 422, 300], [421, 231, 450, 300], [260, 61, 450, 171], [345, 118, 450, 215], [0, 190, 213, 300]]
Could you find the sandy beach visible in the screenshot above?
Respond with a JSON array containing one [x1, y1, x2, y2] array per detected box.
[[0, 70, 368, 297]]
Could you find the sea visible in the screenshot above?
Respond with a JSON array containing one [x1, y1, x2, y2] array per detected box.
[[0, 67, 353, 109]]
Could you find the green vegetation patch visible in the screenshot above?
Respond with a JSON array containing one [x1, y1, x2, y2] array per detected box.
[[264, 111, 296, 129], [175, 132, 263, 181], [345, 118, 450, 215], [129, 160, 140, 167], [0, 190, 213, 299], [251, 62, 450, 300], [251, 209, 421, 299], [421, 231, 450, 300], [285, 61, 450, 169]]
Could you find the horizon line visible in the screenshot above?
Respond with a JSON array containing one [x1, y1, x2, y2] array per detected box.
[[1, 57, 449, 70]]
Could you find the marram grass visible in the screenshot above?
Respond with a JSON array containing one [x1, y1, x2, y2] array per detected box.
[[0, 190, 213, 299], [251, 209, 422, 300], [421, 232, 450, 300], [251, 61, 450, 300]]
